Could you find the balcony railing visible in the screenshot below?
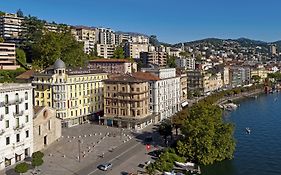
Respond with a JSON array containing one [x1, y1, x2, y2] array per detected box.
[[1, 98, 24, 107], [13, 111, 24, 117], [0, 114, 4, 121], [0, 129, 5, 136], [13, 124, 25, 131]]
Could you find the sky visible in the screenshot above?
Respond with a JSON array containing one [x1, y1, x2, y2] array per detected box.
[[1, 0, 281, 44]]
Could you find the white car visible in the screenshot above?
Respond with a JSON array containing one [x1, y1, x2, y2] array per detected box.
[[98, 163, 112, 171]]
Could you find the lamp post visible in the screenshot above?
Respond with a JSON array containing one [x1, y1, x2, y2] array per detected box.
[[78, 139, 81, 162]]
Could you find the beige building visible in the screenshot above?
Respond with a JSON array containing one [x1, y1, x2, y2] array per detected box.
[[71, 26, 96, 54], [96, 44, 115, 58], [0, 13, 25, 43], [33, 106, 61, 152], [203, 72, 223, 94], [124, 43, 148, 59], [0, 42, 20, 70], [89, 59, 137, 74], [140, 51, 167, 67], [177, 70, 188, 105], [103, 74, 155, 130]]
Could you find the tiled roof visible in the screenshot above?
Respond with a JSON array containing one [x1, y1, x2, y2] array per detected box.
[[89, 59, 132, 63], [104, 74, 147, 83], [16, 70, 35, 79], [33, 106, 45, 115], [132, 72, 160, 81]]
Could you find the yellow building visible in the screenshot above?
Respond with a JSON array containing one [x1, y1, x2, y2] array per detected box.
[[32, 59, 108, 127], [251, 68, 271, 82]]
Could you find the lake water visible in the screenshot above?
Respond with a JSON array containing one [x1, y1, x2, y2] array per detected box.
[[202, 93, 281, 175]]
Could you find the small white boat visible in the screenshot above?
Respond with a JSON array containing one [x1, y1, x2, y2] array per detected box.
[[246, 127, 251, 134], [175, 161, 195, 167]]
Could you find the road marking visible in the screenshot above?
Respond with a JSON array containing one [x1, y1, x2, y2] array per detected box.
[[87, 141, 141, 175]]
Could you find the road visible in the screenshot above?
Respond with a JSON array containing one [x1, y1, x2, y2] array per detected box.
[[75, 127, 159, 175]]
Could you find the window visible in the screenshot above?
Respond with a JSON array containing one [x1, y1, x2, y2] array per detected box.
[[15, 93, 19, 102], [5, 94, 8, 104], [38, 125, 41, 135], [25, 103, 28, 110], [15, 105, 19, 114], [26, 130, 29, 138], [5, 107, 8, 114], [5, 120, 9, 128], [48, 120, 51, 130], [25, 115, 29, 123], [16, 134, 20, 142], [6, 137, 10, 145], [16, 118, 19, 128], [25, 92, 28, 100]]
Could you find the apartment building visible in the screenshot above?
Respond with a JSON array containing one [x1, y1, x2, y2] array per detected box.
[[140, 51, 167, 67], [187, 70, 204, 94], [229, 67, 251, 87], [96, 44, 115, 58], [0, 13, 25, 43], [96, 28, 115, 45], [0, 84, 33, 171], [124, 42, 148, 59], [71, 26, 96, 54], [32, 59, 108, 127], [0, 42, 20, 70], [89, 59, 137, 74], [175, 57, 195, 70], [139, 68, 181, 121], [203, 72, 223, 94], [103, 74, 155, 130]]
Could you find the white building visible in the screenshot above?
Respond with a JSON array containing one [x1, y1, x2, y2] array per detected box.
[[96, 44, 115, 58], [96, 28, 115, 45], [0, 83, 34, 171], [71, 26, 96, 54], [124, 42, 148, 59], [135, 68, 181, 121]]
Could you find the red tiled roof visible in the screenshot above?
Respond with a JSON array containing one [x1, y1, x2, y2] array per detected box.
[[89, 59, 132, 63], [16, 70, 35, 79], [132, 72, 160, 81]]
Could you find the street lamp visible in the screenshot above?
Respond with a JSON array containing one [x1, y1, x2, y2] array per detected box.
[[78, 139, 82, 162]]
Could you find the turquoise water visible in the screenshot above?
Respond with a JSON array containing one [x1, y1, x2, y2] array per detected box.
[[202, 93, 281, 175]]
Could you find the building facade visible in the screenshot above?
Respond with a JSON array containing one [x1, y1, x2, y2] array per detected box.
[[32, 59, 108, 127], [203, 72, 223, 94], [0, 13, 25, 43], [96, 28, 115, 45], [124, 42, 148, 59], [0, 83, 33, 171], [89, 59, 137, 74], [187, 70, 204, 94], [71, 26, 96, 54], [0, 42, 20, 70], [33, 106, 61, 152], [140, 51, 167, 67], [96, 44, 115, 58], [103, 74, 155, 130]]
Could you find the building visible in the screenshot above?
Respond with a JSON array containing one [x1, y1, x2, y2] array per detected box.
[[71, 26, 96, 54], [0, 83, 33, 171], [187, 70, 204, 95], [32, 59, 108, 127], [0, 42, 20, 70], [0, 13, 25, 43], [96, 28, 115, 45], [124, 42, 148, 59], [103, 74, 155, 130], [140, 51, 167, 67], [139, 68, 181, 120], [176, 70, 188, 106], [269, 44, 277, 55], [131, 35, 149, 44], [96, 44, 115, 58], [175, 57, 195, 70], [33, 106, 61, 152], [229, 67, 251, 87], [89, 59, 137, 74], [203, 72, 223, 94]]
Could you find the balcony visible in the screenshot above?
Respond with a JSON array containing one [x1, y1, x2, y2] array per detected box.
[[13, 111, 24, 117], [13, 124, 25, 131], [1, 98, 24, 107], [0, 114, 4, 121], [0, 129, 5, 136]]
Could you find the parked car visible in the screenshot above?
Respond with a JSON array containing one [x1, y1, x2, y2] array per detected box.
[[98, 163, 113, 171]]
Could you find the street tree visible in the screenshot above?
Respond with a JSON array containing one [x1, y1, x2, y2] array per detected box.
[[158, 119, 173, 146], [112, 46, 125, 59], [15, 162, 29, 175]]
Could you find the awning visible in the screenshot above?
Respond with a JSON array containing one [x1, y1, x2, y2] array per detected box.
[[15, 150, 24, 155], [5, 154, 14, 160], [181, 101, 189, 107]]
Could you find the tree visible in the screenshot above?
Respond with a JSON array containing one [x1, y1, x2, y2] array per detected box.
[[145, 163, 156, 175], [158, 119, 173, 146], [112, 46, 125, 59], [177, 104, 236, 165], [32, 157, 43, 168], [149, 35, 160, 46], [15, 162, 29, 175], [0, 37, 4, 43], [16, 9, 24, 17], [251, 75, 261, 83], [171, 110, 189, 135], [31, 31, 88, 69], [0, 11, 5, 16], [32, 151, 44, 159], [16, 48, 27, 64], [167, 55, 176, 68]]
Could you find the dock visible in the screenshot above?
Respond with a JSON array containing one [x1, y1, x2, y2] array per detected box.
[[173, 165, 201, 174]]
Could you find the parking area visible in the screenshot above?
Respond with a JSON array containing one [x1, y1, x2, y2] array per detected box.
[[6, 123, 133, 175]]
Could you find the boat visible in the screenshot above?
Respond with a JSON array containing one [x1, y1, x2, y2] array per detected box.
[[246, 127, 251, 134], [224, 103, 238, 111], [175, 161, 195, 167]]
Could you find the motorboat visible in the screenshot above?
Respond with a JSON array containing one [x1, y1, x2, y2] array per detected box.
[[175, 161, 195, 167], [246, 127, 251, 134]]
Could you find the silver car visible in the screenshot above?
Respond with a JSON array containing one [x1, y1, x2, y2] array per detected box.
[[98, 163, 113, 171]]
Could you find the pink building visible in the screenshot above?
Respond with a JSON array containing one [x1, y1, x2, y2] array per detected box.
[[89, 59, 137, 74]]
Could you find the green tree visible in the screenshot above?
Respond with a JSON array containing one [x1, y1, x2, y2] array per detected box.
[[32, 151, 44, 159], [0, 11, 5, 16], [16, 9, 24, 17], [0, 37, 4, 43], [112, 46, 125, 59], [167, 55, 176, 68], [177, 104, 236, 165], [32, 158, 43, 168], [149, 35, 160, 46], [145, 164, 156, 175], [251, 75, 261, 83], [15, 162, 29, 175], [158, 119, 173, 146], [31, 31, 88, 69], [171, 109, 189, 135], [16, 48, 27, 64]]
